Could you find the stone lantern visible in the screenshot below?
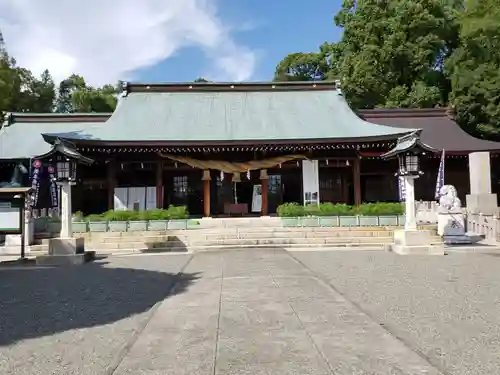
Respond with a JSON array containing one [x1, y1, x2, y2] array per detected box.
[[35, 138, 96, 265], [382, 130, 444, 255]]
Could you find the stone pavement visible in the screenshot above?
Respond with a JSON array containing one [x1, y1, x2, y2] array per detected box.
[[2, 249, 500, 374]]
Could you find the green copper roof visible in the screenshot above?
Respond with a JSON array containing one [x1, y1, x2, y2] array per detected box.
[[0, 114, 105, 160], [46, 83, 415, 143]]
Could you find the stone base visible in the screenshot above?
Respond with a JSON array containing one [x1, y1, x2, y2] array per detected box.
[[437, 212, 465, 237], [443, 234, 482, 245], [36, 251, 96, 266], [391, 229, 444, 255], [48, 237, 85, 255], [466, 193, 498, 215]]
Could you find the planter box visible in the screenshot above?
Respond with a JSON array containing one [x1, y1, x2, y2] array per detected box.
[[398, 215, 406, 226], [378, 215, 399, 226], [359, 216, 379, 226], [319, 216, 339, 227], [88, 221, 108, 232], [186, 220, 201, 229], [46, 220, 61, 234], [280, 218, 299, 227], [168, 220, 187, 230], [300, 217, 320, 227], [72, 221, 88, 233], [34, 217, 48, 233], [339, 216, 357, 227], [148, 220, 168, 231], [108, 221, 129, 232], [128, 221, 148, 231]]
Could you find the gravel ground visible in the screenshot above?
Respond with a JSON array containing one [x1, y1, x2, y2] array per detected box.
[[291, 250, 500, 375], [0, 254, 193, 375], [2, 250, 499, 375]]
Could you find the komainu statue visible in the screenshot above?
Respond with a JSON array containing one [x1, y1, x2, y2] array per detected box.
[[438, 185, 461, 212]]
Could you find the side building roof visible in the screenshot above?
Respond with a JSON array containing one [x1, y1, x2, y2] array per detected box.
[[0, 113, 108, 160], [359, 108, 500, 152], [41, 81, 414, 145]]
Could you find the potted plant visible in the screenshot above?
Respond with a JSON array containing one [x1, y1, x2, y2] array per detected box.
[[106, 210, 134, 232], [277, 203, 304, 227], [87, 214, 108, 232], [128, 210, 149, 231], [146, 209, 170, 231], [166, 205, 189, 230], [72, 211, 88, 233]]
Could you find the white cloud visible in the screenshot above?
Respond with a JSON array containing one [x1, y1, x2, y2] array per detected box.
[[0, 0, 257, 86]]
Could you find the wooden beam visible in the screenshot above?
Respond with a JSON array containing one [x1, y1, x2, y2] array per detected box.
[[202, 170, 211, 217], [156, 161, 164, 209], [260, 169, 269, 216], [353, 157, 362, 206], [107, 159, 116, 210]]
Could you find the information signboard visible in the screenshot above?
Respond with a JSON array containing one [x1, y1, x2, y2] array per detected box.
[[0, 201, 21, 233]]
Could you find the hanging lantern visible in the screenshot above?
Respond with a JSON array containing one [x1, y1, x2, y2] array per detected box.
[[398, 153, 420, 176], [246, 170, 251, 179], [220, 170, 224, 181]]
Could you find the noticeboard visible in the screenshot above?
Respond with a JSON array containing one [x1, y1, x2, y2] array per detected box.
[[0, 201, 21, 234]]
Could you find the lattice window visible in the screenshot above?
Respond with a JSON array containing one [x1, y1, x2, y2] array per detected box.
[[173, 176, 188, 198]]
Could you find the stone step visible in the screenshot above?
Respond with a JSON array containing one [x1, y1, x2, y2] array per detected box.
[[70, 232, 396, 244], [82, 236, 444, 250]]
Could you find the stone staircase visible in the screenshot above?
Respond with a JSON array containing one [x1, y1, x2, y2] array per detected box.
[[23, 217, 442, 255]]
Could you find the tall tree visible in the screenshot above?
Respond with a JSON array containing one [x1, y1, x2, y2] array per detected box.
[[55, 74, 117, 113], [274, 43, 341, 82], [446, 0, 500, 138], [335, 0, 460, 109], [0, 31, 56, 114]]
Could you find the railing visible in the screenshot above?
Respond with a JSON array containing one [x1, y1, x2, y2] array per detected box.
[[466, 213, 500, 243]]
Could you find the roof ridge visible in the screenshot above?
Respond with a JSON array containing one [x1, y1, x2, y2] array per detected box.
[[359, 107, 450, 118], [123, 80, 339, 94]]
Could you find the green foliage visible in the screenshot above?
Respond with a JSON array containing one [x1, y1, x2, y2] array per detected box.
[[78, 206, 189, 222], [276, 202, 404, 217], [55, 74, 117, 113], [446, 0, 500, 138]]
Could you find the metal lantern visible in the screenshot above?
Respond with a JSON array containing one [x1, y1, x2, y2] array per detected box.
[[55, 158, 77, 182], [398, 152, 420, 176], [382, 130, 436, 177]]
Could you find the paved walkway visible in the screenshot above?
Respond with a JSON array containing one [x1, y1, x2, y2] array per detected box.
[[5, 249, 500, 374]]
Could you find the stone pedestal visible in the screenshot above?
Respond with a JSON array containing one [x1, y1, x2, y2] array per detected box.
[[466, 193, 498, 215], [36, 237, 95, 266], [467, 152, 498, 215], [391, 229, 444, 255], [438, 212, 477, 244]]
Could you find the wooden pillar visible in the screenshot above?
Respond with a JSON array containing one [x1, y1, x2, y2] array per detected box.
[[202, 170, 211, 217], [260, 169, 269, 216], [107, 159, 117, 210], [156, 161, 164, 209], [353, 157, 362, 206]]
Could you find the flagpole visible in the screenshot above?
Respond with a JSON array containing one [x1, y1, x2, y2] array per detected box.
[[435, 149, 445, 199]]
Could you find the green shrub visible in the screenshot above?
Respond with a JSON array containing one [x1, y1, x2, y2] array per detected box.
[[277, 202, 403, 217], [82, 205, 189, 222], [355, 202, 404, 216], [166, 205, 189, 220], [85, 214, 106, 222], [277, 202, 305, 217]]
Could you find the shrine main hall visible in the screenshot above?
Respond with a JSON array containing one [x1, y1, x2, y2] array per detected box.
[[0, 81, 499, 217]]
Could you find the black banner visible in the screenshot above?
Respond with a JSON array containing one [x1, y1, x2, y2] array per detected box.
[[47, 164, 58, 208], [30, 159, 41, 208]]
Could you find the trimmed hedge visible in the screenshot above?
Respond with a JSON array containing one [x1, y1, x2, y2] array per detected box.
[[277, 202, 404, 217], [74, 205, 189, 222]]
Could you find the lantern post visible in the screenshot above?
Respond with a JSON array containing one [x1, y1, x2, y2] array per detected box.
[[34, 138, 95, 265], [382, 130, 444, 255]]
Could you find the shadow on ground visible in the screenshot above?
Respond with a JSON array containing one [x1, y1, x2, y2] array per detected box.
[[0, 260, 199, 347]]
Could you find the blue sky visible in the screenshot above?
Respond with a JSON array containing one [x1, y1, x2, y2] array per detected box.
[[1, 0, 343, 86], [136, 0, 344, 83]]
